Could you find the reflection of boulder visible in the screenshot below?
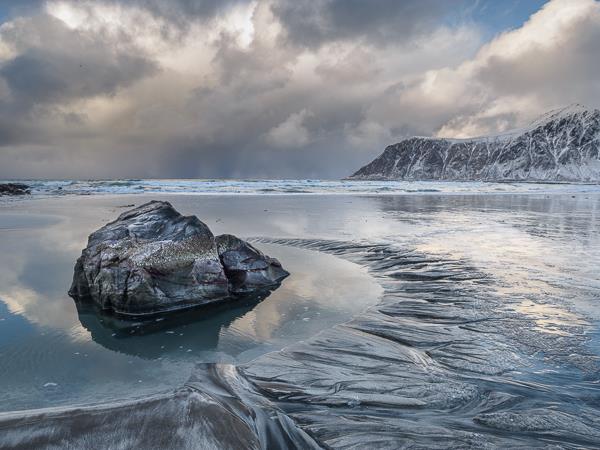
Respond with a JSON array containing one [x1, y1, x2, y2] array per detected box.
[[75, 291, 270, 359], [69, 201, 288, 316]]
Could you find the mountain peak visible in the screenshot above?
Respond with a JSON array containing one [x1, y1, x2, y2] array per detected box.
[[349, 105, 600, 182], [529, 103, 596, 128], [424, 105, 599, 144]]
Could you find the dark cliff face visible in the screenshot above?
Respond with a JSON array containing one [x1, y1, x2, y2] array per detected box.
[[349, 106, 600, 182]]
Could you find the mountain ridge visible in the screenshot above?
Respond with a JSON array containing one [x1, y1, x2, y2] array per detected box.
[[349, 105, 600, 182]]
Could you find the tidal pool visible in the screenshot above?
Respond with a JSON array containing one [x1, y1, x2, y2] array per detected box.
[[0, 198, 381, 412]]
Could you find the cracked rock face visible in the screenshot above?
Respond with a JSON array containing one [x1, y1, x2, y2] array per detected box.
[[349, 105, 600, 182], [69, 201, 288, 316], [216, 234, 289, 294]]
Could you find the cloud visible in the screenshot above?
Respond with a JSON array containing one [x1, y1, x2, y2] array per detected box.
[[110, 0, 250, 25], [272, 0, 460, 48], [345, 120, 392, 150], [0, 0, 597, 179], [0, 12, 157, 146], [266, 109, 312, 148], [1, 44, 156, 106], [362, 0, 600, 139], [0, 0, 478, 177]]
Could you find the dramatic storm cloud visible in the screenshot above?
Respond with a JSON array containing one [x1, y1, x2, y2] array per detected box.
[[272, 0, 458, 47], [0, 0, 598, 179]]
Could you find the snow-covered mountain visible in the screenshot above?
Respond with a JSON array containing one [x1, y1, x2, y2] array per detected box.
[[349, 105, 600, 182]]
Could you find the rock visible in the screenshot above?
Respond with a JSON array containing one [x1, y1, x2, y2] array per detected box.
[[216, 234, 289, 293], [0, 183, 30, 195], [349, 104, 600, 182], [69, 201, 288, 316]]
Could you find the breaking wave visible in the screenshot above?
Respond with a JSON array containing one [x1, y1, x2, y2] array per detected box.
[[5, 178, 600, 197]]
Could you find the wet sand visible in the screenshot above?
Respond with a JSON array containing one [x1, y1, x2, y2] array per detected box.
[[1, 192, 600, 448]]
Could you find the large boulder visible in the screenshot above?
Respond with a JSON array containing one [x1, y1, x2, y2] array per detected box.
[[69, 201, 288, 316]]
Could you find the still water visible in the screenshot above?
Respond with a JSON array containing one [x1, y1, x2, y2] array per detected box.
[[0, 196, 382, 411]]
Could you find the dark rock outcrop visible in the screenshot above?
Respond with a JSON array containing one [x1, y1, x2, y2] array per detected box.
[[0, 183, 30, 195], [349, 105, 600, 182], [216, 234, 289, 294], [69, 201, 288, 316]]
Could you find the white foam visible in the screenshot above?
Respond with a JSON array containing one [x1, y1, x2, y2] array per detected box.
[[3, 178, 600, 198]]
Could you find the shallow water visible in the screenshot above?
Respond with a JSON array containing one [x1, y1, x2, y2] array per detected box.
[[0, 197, 381, 411], [1, 191, 600, 447]]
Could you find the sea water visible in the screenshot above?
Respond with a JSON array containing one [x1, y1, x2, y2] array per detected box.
[[0, 186, 599, 447]]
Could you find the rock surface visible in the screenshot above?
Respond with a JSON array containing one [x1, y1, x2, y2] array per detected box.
[[349, 105, 600, 182], [0, 183, 30, 195], [216, 234, 289, 293], [69, 201, 288, 316]]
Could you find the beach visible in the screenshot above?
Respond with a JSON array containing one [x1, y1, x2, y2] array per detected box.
[[1, 186, 600, 448]]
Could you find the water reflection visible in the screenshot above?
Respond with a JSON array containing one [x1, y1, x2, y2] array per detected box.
[[514, 299, 588, 336], [74, 242, 382, 361], [0, 201, 381, 411], [75, 294, 268, 359]]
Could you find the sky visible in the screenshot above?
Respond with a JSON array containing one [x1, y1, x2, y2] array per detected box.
[[0, 0, 598, 179]]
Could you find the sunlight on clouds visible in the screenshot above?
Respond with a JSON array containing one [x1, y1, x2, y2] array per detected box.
[[0, 26, 17, 61], [216, 1, 257, 48], [436, 96, 541, 138], [46, 0, 259, 71], [0, 0, 598, 178], [46, 0, 87, 29], [480, 0, 597, 57]]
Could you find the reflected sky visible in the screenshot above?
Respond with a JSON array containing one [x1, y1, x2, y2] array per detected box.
[[0, 198, 382, 411]]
